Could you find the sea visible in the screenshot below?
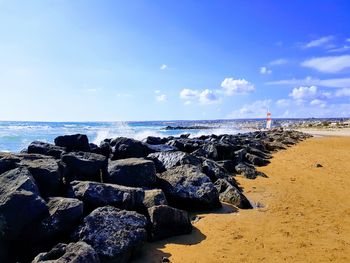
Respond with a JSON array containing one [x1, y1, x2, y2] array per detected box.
[[0, 118, 344, 153]]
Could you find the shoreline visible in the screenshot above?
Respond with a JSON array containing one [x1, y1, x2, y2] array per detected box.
[[132, 135, 350, 262]]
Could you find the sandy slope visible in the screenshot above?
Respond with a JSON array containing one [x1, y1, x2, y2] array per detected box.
[[132, 136, 350, 263]]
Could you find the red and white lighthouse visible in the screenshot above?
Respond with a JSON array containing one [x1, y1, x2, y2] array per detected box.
[[266, 111, 272, 129]]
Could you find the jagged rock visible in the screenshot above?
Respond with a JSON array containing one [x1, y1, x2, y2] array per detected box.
[[90, 142, 111, 158], [27, 141, 66, 159], [20, 158, 63, 197], [214, 179, 252, 209], [107, 158, 156, 187], [0, 167, 48, 241], [166, 139, 201, 153], [216, 160, 235, 173], [245, 153, 270, 167], [157, 165, 221, 210], [235, 163, 267, 179], [145, 155, 166, 173], [111, 137, 153, 160], [32, 242, 100, 263], [146, 144, 178, 152], [54, 134, 90, 152], [148, 205, 192, 240], [68, 181, 144, 211], [143, 189, 168, 209], [143, 136, 168, 145], [72, 206, 147, 263], [263, 140, 286, 151], [148, 151, 201, 170], [59, 152, 108, 183], [201, 159, 230, 182]]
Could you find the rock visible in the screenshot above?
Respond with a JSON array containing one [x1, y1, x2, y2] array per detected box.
[[214, 179, 252, 209], [59, 152, 108, 183], [263, 140, 286, 151], [72, 206, 147, 263], [145, 155, 166, 173], [146, 144, 178, 152], [233, 148, 247, 164], [54, 134, 90, 152], [162, 257, 170, 263], [315, 163, 323, 168], [20, 158, 63, 197], [90, 142, 111, 158], [68, 181, 144, 211], [143, 189, 168, 209], [157, 165, 221, 210], [107, 158, 156, 187], [0, 167, 48, 240], [201, 159, 230, 182], [147, 205, 192, 241], [0, 154, 19, 175], [166, 139, 201, 153], [216, 160, 235, 173], [111, 137, 153, 159], [235, 163, 267, 179], [143, 136, 168, 145], [148, 151, 201, 170], [28, 141, 66, 159], [245, 153, 270, 167], [35, 197, 84, 242], [32, 242, 100, 263]]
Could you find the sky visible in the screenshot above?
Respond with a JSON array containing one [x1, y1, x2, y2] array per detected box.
[[0, 0, 350, 121]]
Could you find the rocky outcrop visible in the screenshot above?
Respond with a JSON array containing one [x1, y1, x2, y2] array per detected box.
[[147, 205, 192, 241], [59, 152, 108, 183], [68, 181, 144, 211], [157, 165, 221, 210], [54, 134, 90, 152], [107, 158, 156, 187], [32, 242, 100, 263], [72, 206, 147, 263], [28, 141, 66, 159]]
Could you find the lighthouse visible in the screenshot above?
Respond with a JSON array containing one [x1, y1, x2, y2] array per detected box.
[[266, 111, 272, 129]]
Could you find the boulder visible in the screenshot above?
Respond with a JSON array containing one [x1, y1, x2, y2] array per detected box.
[[143, 136, 168, 145], [216, 160, 235, 173], [68, 181, 144, 211], [156, 165, 221, 210], [54, 134, 90, 152], [214, 179, 252, 209], [0, 167, 48, 240], [143, 189, 168, 209], [146, 144, 178, 152], [107, 158, 156, 187], [32, 242, 100, 263], [245, 153, 270, 167], [166, 139, 201, 153], [72, 206, 147, 263], [148, 151, 201, 170], [59, 152, 108, 183], [90, 142, 111, 158], [20, 158, 63, 197], [148, 205, 192, 241], [111, 137, 153, 160], [28, 141, 66, 159], [201, 159, 230, 182], [235, 163, 267, 179]]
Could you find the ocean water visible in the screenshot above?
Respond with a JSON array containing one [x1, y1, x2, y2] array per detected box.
[[0, 120, 254, 153]]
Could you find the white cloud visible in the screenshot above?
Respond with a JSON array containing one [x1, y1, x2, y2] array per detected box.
[[260, 66, 272, 74], [228, 99, 271, 118], [304, 35, 334, 48], [301, 55, 350, 73], [334, 88, 350, 97], [154, 90, 161, 94], [160, 64, 168, 70], [310, 99, 326, 108], [180, 88, 219, 105], [156, 94, 167, 102], [327, 45, 350, 53], [269, 58, 288, 66], [289, 86, 318, 100], [276, 99, 290, 107], [346, 38, 350, 43], [220, 78, 255, 95], [267, 77, 350, 88]]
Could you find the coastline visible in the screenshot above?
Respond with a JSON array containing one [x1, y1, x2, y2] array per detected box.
[[132, 134, 350, 262]]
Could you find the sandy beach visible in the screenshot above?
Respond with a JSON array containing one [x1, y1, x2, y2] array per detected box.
[[133, 136, 350, 263]]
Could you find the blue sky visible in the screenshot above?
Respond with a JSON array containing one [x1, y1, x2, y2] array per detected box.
[[0, 0, 350, 121]]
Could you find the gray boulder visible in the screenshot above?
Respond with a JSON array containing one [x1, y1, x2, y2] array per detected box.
[[148, 151, 201, 170], [148, 205, 192, 241], [245, 153, 270, 167], [235, 163, 267, 179], [201, 159, 230, 182], [69, 181, 144, 211], [214, 179, 252, 209], [157, 165, 221, 210], [32, 242, 100, 263], [54, 134, 90, 152], [143, 189, 168, 209], [107, 158, 156, 187], [59, 152, 108, 183], [72, 206, 147, 263], [0, 167, 48, 240], [28, 141, 66, 159], [111, 137, 153, 160]]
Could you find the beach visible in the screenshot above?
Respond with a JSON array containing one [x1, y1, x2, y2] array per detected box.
[[133, 135, 350, 262]]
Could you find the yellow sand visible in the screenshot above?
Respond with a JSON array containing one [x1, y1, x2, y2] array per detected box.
[[132, 136, 350, 263]]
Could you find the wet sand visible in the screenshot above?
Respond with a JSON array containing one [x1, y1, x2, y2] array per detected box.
[[132, 136, 350, 263]]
